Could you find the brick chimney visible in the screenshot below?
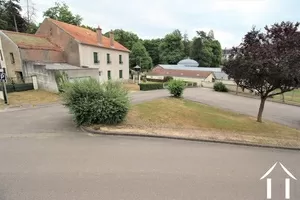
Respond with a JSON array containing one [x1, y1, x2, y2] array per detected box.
[[96, 26, 102, 45], [110, 30, 114, 47]]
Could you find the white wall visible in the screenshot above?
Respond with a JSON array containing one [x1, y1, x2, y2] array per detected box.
[[23, 62, 59, 93], [79, 44, 129, 82], [0, 36, 6, 69], [146, 75, 204, 86]]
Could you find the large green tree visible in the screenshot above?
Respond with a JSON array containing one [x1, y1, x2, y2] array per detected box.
[[1, 0, 27, 32], [0, 0, 7, 29], [130, 41, 152, 71], [43, 2, 83, 25], [190, 30, 222, 67], [104, 29, 139, 50], [159, 29, 185, 64], [143, 38, 161, 66], [183, 33, 191, 58]]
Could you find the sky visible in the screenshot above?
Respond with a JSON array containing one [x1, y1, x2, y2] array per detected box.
[[19, 0, 300, 49]]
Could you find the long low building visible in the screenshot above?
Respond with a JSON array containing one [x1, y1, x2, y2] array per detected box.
[[147, 58, 226, 85]]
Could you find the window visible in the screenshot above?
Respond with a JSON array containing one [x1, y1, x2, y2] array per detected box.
[[0, 50, 3, 61], [93, 52, 99, 64], [119, 55, 123, 64], [107, 70, 111, 80], [10, 53, 15, 64], [107, 53, 111, 64], [119, 70, 123, 79]]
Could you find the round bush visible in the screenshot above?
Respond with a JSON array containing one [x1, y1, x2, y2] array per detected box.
[[167, 79, 186, 97], [213, 82, 228, 92], [62, 79, 130, 126]]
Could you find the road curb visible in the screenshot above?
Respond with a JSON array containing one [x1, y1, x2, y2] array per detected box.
[[81, 126, 300, 151]]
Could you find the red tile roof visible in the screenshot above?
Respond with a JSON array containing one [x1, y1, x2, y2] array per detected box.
[[48, 18, 130, 52], [1, 30, 62, 51], [149, 66, 212, 79]]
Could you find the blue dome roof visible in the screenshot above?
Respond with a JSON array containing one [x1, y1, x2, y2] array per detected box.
[[177, 58, 199, 67]]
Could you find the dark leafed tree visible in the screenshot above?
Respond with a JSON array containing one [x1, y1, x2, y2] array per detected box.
[[143, 38, 161, 66], [43, 2, 83, 25], [159, 29, 184, 64], [223, 22, 300, 122]]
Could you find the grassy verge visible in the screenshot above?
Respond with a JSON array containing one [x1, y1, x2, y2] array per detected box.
[[0, 90, 59, 109], [90, 98, 300, 148], [229, 91, 300, 106], [273, 89, 300, 104]]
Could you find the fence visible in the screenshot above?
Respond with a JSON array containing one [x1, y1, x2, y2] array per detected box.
[[0, 76, 34, 93]]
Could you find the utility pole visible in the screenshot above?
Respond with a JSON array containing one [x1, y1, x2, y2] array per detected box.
[[27, 0, 30, 24], [0, 62, 8, 104]]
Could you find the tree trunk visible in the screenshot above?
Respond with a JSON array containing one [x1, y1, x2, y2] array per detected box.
[[257, 97, 267, 122], [281, 93, 285, 103], [13, 15, 18, 32], [236, 85, 238, 95]]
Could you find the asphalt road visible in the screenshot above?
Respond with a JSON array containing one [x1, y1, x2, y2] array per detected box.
[[132, 88, 300, 129], [0, 89, 299, 199]]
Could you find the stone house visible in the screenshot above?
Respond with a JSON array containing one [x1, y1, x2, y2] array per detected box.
[[36, 18, 130, 81], [0, 18, 130, 92], [0, 30, 98, 92]]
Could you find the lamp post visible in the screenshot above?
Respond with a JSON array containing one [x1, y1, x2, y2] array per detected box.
[[134, 65, 141, 84]]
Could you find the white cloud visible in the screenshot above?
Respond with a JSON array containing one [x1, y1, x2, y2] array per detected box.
[[18, 0, 287, 48]]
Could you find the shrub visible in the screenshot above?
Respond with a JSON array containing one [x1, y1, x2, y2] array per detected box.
[[213, 82, 228, 92], [62, 79, 130, 126], [139, 82, 164, 91], [163, 76, 173, 82], [167, 79, 185, 97]]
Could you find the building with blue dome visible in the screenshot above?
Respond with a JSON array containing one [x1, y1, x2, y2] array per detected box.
[[146, 57, 232, 86]]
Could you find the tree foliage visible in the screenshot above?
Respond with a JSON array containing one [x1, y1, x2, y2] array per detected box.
[[130, 41, 153, 70], [0, 0, 28, 32], [223, 22, 300, 122], [43, 2, 83, 25], [159, 29, 185, 64], [190, 30, 222, 67], [104, 29, 139, 50], [183, 32, 191, 58], [80, 24, 96, 32], [143, 39, 161, 66], [167, 79, 186, 98]]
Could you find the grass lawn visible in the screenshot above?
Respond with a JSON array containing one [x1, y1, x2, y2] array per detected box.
[[0, 90, 59, 109], [91, 98, 300, 148], [273, 89, 300, 104]]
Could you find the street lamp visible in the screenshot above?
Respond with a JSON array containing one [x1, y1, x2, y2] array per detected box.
[[134, 65, 141, 84]]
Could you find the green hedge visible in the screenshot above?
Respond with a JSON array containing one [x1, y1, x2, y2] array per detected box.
[[139, 83, 164, 91]]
